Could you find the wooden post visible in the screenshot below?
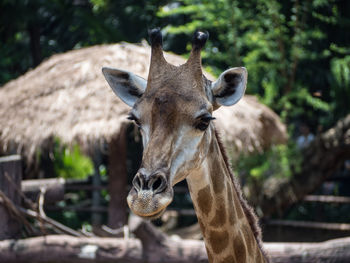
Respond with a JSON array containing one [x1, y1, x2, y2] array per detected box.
[[108, 126, 128, 229], [0, 155, 22, 240], [91, 150, 102, 226]]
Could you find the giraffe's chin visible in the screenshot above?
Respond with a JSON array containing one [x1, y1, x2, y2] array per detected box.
[[127, 186, 174, 220], [133, 208, 166, 220]]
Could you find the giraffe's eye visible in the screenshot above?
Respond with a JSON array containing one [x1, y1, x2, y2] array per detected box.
[[127, 113, 141, 128], [195, 114, 215, 131]]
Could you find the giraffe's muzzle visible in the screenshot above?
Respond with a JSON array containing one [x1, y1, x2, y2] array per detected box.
[[127, 170, 174, 219]]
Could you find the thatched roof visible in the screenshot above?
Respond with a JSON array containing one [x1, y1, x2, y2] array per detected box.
[[0, 42, 286, 165], [214, 97, 287, 155]]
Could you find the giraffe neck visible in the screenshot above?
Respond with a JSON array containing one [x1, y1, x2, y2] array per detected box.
[[186, 130, 267, 263]]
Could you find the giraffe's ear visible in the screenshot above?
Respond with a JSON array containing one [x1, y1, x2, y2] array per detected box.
[[211, 67, 247, 108], [102, 67, 147, 107]]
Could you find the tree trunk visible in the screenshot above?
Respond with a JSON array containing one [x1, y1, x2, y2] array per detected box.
[[0, 235, 142, 263], [28, 24, 42, 67], [1, 233, 350, 263], [0, 219, 208, 263], [0, 155, 22, 240], [257, 114, 350, 217], [0, 217, 350, 262], [265, 237, 350, 263], [91, 151, 102, 227], [108, 126, 128, 229]]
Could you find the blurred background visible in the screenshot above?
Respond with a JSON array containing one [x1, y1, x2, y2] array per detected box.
[[0, 0, 350, 251]]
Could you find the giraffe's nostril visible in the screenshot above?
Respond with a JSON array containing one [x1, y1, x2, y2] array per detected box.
[[132, 175, 142, 191], [133, 171, 167, 193], [151, 174, 167, 194], [152, 177, 162, 191], [152, 175, 166, 194]]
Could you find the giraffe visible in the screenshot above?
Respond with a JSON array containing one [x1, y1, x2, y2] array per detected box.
[[102, 28, 268, 263]]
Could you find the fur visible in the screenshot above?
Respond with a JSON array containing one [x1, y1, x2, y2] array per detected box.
[[214, 128, 269, 262]]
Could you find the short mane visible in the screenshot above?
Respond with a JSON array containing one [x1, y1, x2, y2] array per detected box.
[[214, 128, 269, 261]]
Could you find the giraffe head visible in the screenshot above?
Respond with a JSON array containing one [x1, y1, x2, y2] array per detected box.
[[102, 28, 247, 219]]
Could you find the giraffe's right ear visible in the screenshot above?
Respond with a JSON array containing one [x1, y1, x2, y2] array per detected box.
[[102, 67, 147, 107], [211, 67, 247, 109]]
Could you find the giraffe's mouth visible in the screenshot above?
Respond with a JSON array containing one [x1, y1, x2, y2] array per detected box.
[[133, 208, 166, 220], [127, 187, 174, 220]]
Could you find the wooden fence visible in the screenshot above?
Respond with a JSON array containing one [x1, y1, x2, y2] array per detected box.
[[2, 155, 350, 240], [2, 155, 350, 262]]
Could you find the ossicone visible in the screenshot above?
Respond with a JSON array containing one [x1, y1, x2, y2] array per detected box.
[[185, 30, 209, 77], [148, 28, 163, 47], [192, 30, 209, 50]]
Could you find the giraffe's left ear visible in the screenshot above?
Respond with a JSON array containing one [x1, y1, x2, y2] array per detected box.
[[211, 67, 247, 108], [102, 67, 147, 107]]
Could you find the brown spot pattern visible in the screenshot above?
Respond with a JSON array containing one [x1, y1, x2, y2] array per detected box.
[[208, 230, 229, 254], [197, 186, 212, 216], [220, 255, 235, 263], [233, 231, 247, 262], [209, 203, 226, 227]]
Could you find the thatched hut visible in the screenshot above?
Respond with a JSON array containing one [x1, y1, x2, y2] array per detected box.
[[0, 42, 287, 227]]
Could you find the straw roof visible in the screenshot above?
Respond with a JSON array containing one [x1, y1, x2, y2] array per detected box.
[[0, 42, 286, 165], [214, 97, 287, 155]]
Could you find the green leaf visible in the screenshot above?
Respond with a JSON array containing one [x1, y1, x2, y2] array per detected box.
[[53, 138, 94, 179]]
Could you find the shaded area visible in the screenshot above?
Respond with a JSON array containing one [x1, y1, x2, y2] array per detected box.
[[255, 114, 350, 218]]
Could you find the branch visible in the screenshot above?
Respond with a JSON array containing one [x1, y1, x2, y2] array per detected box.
[[0, 190, 35, 235], [258, 114, 350, 217], [19, 207, 85, 237], [1, 235, 350, 263]]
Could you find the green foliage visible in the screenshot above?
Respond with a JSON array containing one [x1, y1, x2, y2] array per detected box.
[[1, 0, 348, 130], [277, 88, 331, 123], [330, 55, 350, 120], [234, 143, 302, 184], [0, 0, 165, 85], [1, 0, 349, 129], [53, 139, 94, 179], [157, 0, 350, 128]]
